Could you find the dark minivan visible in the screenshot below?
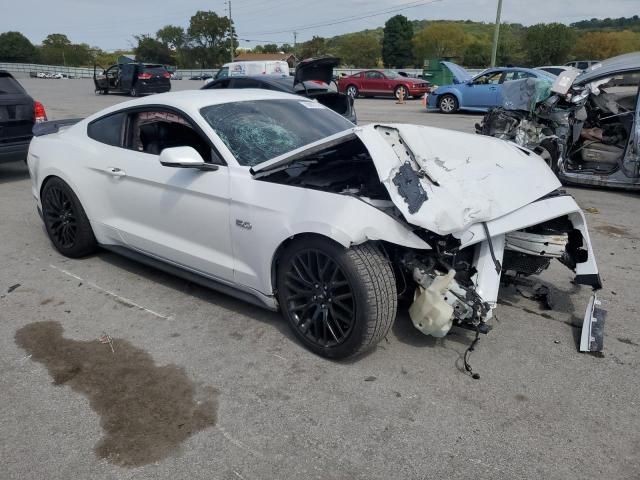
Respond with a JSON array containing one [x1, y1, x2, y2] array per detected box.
[[0, 70, 47, 163], [94, 63, 171, 97]]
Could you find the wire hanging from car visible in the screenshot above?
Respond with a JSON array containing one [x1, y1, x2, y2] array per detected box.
[[482, 222, 502, 275], [463, 324, 481, 380]]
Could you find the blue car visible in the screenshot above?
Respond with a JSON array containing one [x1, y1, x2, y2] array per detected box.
[[426, 63, 556, 113]]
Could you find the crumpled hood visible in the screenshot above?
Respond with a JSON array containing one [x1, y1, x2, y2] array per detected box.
[[355, 124, 561, 235]]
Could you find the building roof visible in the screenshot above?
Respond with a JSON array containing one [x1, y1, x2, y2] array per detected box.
[[234, 52, 296, 62]]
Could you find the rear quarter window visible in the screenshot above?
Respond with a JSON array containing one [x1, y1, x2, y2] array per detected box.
[[0, 73, 26, 95], [87, 112, 126, 147]]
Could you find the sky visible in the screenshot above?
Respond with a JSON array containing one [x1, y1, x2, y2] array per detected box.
[[1, 0, 639, 51]]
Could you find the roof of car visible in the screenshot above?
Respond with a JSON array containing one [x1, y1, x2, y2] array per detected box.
[[575, 52, 640, 84], [85, 89, 305, 122]]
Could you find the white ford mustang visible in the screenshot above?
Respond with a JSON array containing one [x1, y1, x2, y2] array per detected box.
[[27, 89, 605, 358]]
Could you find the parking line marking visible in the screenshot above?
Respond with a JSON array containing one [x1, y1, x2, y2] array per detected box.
[[49, 264, 172, 320]]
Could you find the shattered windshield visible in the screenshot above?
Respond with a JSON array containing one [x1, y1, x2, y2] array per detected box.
[[200, 100, 354, 166]]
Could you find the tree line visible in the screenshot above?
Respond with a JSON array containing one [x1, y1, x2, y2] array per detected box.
[[288, 16, 640, 69], [1, 13, 639, 69]]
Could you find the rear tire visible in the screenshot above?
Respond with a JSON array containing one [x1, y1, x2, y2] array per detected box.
[[41, 177, 97, 258], [277, 237, 397, 359], [438, 94, 458, 113], [346, 85, 359, 98]]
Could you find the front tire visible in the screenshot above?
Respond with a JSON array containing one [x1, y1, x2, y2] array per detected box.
[[277, 237, 397, 359], [41, 177, 97, 258], [130, 86, 138, 97], [438, 94, 458, 113], [394, 85, 408, 100]]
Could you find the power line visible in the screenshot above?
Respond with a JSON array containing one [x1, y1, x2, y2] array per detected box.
[[243, 0, 442, 36]]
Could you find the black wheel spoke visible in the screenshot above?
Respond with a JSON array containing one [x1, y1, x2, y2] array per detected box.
[[283, 248, 356, 348], [43, 185, 78, 249]]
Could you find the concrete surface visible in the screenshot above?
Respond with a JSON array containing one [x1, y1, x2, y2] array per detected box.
[[1, 78, 639, 480]]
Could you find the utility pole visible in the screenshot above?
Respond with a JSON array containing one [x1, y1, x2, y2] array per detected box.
[[228, 0, 234, 62], [293, 31, 297, 53], [490, 0, 503, 67]]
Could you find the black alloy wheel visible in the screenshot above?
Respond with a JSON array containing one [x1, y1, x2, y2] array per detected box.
[[41, 178, 97, 258], [283, 249, 355, 348], [277, 237, 397, 359], [43, 184, 77, 249]]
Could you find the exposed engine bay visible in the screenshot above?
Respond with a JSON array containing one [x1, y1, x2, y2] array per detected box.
[[258, 137, 603, 352], [476, 71, 639, 184]]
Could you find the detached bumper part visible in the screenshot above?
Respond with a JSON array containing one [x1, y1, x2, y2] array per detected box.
[[580, 294, 606, 352]]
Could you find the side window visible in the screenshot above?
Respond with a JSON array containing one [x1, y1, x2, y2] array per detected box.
[[474, 72, 502, 85], [502, 71, 534, 82], [365, 71, 383, 80], [127, 110, 218, 164], [87, 112, 126, 147]]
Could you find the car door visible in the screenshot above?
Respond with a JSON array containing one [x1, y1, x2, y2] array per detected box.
[[498, 70, 536, 106], [85, 108, 234, 282], [104, 65, 120, 89], [118, 64, 135, 91], [464, 71, 502, 108], [360, 71, 384, 95]]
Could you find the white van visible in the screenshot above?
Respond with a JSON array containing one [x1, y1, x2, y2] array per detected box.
[[214, 61, 290, 80]]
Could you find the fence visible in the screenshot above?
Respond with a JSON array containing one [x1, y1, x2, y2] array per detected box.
[[1, 62, 477, 81]]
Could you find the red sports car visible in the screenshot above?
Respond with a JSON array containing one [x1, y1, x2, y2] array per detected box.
[[337, 70, 430, 99]]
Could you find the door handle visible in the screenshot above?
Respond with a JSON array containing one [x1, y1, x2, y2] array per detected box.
[[105, 167, 126, 177]]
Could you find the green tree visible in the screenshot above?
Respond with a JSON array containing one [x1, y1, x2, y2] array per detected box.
[[413, 23, 467, 62], [300, 36, 327, 58], [279, 43, 293, 53], [0, 31, 37, 62], [156, 25, 186, 50], [382, 15, 414, 68], [496, 24, 526, 66], [261, 44, 280, 53], [463, 39, 491, 67], [42, 33, 72, 49], [156, 25, 187, 66], [39, 33, 92, 66], [337, 33, 381, 67], [134, 35, 174, 64], [187, 10, 236, 67], [523, 23, 576, 65], [573, 30, 640, 60]]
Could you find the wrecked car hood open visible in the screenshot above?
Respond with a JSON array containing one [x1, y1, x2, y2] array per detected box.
[[358, 124, 561, 234], [253, 124, 561, 235]]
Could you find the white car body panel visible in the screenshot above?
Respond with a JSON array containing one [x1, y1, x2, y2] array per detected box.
[[26, 89, 604, 350]]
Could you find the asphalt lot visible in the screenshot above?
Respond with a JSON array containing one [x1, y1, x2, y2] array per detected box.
[[1, 78, 639, 480]]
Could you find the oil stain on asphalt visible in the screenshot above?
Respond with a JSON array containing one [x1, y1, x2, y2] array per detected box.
[[15, 321, 218, 467]]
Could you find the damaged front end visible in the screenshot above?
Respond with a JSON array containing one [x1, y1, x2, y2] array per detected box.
[[253, 122, 606, 352]]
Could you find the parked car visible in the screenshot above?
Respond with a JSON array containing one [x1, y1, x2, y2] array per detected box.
[[535, 65, 579, 76], [214, 60, 290, 80], [427, 63, 556, 113], [337, 69, 430, 99], [0, 70, 47, 164], [189, 74, 213, 81], [93, 63, 171, 97], [27, 89, 605, 358], [477, 52, 640, 190], [565, 60, 599, 71], [202, 57, 356, 123]]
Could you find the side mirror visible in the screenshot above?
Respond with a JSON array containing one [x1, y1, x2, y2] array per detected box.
[[159, 146, 218, 171]]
